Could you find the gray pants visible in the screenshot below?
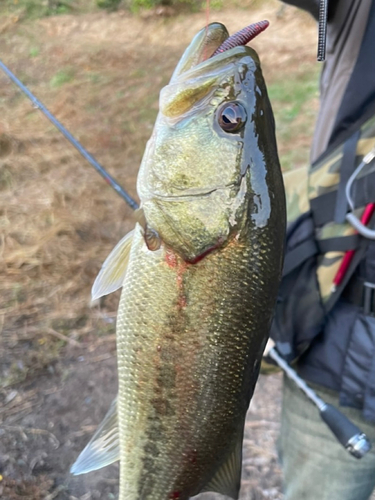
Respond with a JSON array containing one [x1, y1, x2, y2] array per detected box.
[[278, 375, 375, 500]]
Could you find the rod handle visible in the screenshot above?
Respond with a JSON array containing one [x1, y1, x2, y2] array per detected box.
[[320, 403, 372, 458]]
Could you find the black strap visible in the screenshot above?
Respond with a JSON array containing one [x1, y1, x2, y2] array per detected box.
[[318, 234, 360, 253], [283, 234, 360, 278], [334, 129, 361, 223], [283, 239, 318, 276], [342, 277, 375, 316], [311, 168, 375, 226]]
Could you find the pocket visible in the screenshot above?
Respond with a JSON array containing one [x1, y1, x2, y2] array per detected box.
[[339, 311, 375, 422], [270, 211, 326, 362]]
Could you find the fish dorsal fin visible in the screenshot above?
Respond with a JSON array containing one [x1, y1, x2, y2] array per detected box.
[[70, 397, 119, 475], [92, 230, 134, 300], [201, 433, 243, 500]]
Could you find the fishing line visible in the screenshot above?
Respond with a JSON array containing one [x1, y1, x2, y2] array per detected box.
[[202, 0, 211, 62], [0, 58, 139, 211], [205, 0, 210, 30]]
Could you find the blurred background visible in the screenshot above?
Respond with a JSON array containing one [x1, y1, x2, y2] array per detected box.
[[0, 1, 318, 498]]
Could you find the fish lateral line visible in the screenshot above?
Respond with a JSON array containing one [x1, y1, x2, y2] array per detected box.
[[164, 249, 189, 308]]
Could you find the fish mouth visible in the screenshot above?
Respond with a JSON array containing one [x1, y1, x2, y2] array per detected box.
[[171, 20, 269, 80], [143, 179, 242, 203], [153, 189, 229, 203]]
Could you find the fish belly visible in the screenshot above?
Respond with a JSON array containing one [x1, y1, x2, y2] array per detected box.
[[116, 225, 279, 500]]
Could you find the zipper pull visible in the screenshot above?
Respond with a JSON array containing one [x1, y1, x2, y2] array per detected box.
[[317, 0, 329, 61]]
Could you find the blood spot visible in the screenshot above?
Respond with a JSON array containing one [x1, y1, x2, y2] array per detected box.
[[169, 491, 181, 500], [165, 250, 178, 268]]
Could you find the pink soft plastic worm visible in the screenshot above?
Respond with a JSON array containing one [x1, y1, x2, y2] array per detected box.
[[211, 20, 269, 57]]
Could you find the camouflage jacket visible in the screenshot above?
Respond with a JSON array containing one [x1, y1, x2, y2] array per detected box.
[[274, 0, 375, 421]]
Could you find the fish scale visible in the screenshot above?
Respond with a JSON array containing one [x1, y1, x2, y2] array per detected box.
[[116, 218, 282, 500]]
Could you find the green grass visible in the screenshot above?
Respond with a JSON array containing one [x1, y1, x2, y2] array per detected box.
[[268, 69, 319, 123], [0, 0, 91, 19], [96, 0, 121, 10], [29, 46, 40, 57], [87, 72, 103, 84], [268, 67, 320, 170], [50, 68, 75, 88], [1, 0, 207, 17], [1, 0, 62, 19]]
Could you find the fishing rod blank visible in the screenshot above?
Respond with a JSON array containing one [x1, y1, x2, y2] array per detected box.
[[0, 58, 139, 211]]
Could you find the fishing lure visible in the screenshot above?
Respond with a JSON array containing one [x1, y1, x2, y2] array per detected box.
[[211, 20, 269, 57]]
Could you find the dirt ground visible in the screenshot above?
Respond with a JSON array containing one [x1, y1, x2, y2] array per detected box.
[[0, 2, 330, 499], [0, 344, 284, 500]]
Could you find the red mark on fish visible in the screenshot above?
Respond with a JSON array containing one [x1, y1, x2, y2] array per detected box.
[[165, 250, 178, 268], [165, 250, 188, 309], [169, 491, 181, 500], [165, 241, 224, 308]]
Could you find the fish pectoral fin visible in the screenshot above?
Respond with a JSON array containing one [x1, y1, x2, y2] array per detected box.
[[201, 432, 243, 500], [70, 397, 120, 475], [92, 230, 134, 300], [134, 207, 147, 230]]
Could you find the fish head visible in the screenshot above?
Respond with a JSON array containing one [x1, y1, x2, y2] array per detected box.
[[137, 22, 282, 262]]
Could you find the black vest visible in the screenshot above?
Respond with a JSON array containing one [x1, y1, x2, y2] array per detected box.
[[298, 0, 375, 422]]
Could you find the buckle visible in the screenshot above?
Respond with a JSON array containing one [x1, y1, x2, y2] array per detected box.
[[363, 281, 375, 316]]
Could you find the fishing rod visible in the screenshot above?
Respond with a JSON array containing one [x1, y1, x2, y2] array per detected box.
[[0, 58, 139, 211], [268, 347, 372, 458]]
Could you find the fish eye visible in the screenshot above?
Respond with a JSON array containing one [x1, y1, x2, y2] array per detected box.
[[217, 102, 247, 133]]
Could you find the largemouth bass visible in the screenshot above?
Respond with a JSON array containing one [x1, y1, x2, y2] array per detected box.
[[72, 21, 286, 500]]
